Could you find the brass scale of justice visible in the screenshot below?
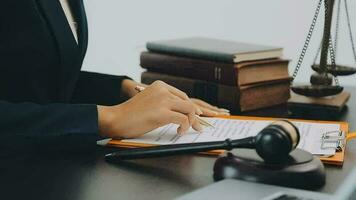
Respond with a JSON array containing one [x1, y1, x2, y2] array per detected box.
[[291, 0, 356, 97]]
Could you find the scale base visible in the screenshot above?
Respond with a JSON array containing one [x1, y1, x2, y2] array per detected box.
[[291, 85, 343, 97], [288, 90, 350, 120], [213, 149, 325, 190]]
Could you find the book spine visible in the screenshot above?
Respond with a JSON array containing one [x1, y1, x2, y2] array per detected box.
[[141, 71, 240, 112], [140, 52, 237, 86], [239, 81, 291, 112], [146, 42, 235, 63]]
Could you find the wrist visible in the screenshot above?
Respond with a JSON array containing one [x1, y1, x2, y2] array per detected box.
[[121, 79, 148, 99], [97, 105, 115, 137], [121, 79, 138, 98]]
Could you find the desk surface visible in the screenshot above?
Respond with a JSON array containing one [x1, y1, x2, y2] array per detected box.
[[1, 88, 356, 200]]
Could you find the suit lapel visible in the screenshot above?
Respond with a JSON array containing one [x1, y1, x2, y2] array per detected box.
[[37, 0, 79, 53], [69, 0, 88, 59], [36, 0, 81, 101]]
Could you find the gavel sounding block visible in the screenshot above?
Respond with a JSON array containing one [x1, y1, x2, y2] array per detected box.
[[213, 149, 325, 190]]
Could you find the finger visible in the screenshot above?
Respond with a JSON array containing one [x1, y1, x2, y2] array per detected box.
[[192, 99, 220, 111], [170, 99, 196, 113], [152, 81, 188, 100], [168, 111, 190, 134], [192, 99, 230, 114], [151, 81, 189, 101], [164, 83, 190, 100], [169, 95, 203, 115], [187, 111, 195, 127], [199, 107, 219, 117], [151, 82, 202, 115], [195, 106, 203, 115], [170, 96, 228, 116], [169, 99, 196, 127], [192, 118, 203, 133]]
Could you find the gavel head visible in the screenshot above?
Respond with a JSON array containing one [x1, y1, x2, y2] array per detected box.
[[255, 120, 300, 163]]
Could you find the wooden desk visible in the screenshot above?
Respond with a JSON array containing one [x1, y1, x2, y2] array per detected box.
[[1, 88, 355, 200]]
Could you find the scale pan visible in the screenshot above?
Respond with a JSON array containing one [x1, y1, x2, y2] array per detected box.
[[291, 85, 343, 97], [312, 64, 356, 76]]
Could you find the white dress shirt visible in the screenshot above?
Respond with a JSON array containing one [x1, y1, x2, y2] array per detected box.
[[59, 0, 78, 44]]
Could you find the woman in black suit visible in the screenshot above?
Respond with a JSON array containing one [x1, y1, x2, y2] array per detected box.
[[0, 0, 228, 139]]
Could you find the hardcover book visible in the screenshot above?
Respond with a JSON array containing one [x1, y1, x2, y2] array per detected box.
[[146, 37, 283, 63], [140, 51, 290, 86]]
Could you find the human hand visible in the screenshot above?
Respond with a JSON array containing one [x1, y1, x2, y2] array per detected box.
[[98, 81, 203, 138], [121, 79, 230, 116]]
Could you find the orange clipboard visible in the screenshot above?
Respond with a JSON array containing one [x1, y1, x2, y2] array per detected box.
[[98, 115, 351, 166]]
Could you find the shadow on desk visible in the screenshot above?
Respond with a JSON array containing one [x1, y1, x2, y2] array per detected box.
[[106, 157, 199, 187]]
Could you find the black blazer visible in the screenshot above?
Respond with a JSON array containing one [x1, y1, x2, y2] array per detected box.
[[0, 0, 130, 138]]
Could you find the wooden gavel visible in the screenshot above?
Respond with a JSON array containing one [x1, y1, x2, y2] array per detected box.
[[105, 120, 300, 163]]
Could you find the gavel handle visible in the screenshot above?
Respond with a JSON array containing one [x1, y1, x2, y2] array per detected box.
[[105, 137, 255, 162]]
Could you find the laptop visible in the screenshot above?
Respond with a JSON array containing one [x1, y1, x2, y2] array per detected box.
[[176, 168, 356, 200]]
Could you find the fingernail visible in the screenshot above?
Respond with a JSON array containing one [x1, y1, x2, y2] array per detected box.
[[177, 127, 182, 134], [219, 108, 230, 113], [196, 108, 203, 115], [178, 127, 188, 135], [219, 112, 230, 116]]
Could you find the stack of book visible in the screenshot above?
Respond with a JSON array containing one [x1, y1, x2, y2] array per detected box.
[[140, 37, 291, 113]]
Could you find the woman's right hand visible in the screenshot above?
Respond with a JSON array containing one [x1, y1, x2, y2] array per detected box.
[[97, 81, 203, 139]]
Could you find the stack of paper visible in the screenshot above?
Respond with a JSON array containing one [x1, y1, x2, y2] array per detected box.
[[123, 118, 340, 156]]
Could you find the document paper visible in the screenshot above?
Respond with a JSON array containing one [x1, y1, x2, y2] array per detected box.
[[122, 118, 340, 155]]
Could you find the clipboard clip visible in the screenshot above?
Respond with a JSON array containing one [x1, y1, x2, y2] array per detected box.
[[321, 131, 345, 152]]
